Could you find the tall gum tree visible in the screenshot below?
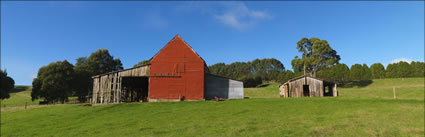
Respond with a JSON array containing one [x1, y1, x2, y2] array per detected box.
[[291, 37, 341, 77]]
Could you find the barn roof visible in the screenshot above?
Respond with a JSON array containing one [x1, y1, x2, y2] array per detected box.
[[92, 63, 150, 78], [283, 75, 335, 84], [149, 34, 210, 73], [92, 35, 211, 78]]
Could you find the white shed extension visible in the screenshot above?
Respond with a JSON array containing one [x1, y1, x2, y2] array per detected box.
[[204, 74, 244, 100]]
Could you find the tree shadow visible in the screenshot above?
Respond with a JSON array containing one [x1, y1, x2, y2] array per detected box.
[[339, 80, 373, 88], [9, 86, 29, 93], [257, 83, 270, 88]]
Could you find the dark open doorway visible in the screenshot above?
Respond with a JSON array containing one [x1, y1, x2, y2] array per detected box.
[[303, 85, 310, 97], [121, 77, 149, 102], [323, 84, 334, 96]]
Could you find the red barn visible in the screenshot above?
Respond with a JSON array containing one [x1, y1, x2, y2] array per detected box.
[[91, 35, 243, 104]]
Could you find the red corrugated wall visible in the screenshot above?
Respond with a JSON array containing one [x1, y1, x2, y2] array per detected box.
[[148, 36, 205, 100]]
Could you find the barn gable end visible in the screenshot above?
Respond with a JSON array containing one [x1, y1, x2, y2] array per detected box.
[[149, 35, 206, 100]]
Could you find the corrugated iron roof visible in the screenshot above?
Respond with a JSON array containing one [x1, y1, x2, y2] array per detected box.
[[283, 75, 335, 85]]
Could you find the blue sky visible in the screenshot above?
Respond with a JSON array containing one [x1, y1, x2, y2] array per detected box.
[[1, 1, 424, 85]]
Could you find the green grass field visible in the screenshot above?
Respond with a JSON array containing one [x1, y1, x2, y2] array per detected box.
[[1, 86, 41, 107], [1, 78, 424, 137]]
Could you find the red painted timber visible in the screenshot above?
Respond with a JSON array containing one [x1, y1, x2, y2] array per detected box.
[[148, 35, 205, 100]]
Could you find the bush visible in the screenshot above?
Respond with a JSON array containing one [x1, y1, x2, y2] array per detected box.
[[241, 75, 262, 88]]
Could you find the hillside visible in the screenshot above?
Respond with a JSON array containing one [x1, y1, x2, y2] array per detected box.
[[1, 78, 424, 137]]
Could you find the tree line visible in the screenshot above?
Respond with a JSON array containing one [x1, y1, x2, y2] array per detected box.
[[1, 70, 15, 99], [209, 60, 424, 88], [209, 37, 424, 87], [209, 58, 285, 87], [31, 49, 123, 103], [2, 37, 423, 103]]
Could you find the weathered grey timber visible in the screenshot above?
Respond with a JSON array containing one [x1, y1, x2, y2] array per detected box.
[[279, 75, 337, 98], [92, 65, 150, 104], [205, 74, 244, 100]]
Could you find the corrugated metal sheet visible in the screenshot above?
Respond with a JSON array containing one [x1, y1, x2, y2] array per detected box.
[[205, 74, 244, 100]]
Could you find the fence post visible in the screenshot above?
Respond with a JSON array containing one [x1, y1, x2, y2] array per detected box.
[[393, 87, 396, 99]]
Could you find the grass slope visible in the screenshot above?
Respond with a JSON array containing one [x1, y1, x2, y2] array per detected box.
[[1, 86, 40, 107], [1, 78, 424, 137]]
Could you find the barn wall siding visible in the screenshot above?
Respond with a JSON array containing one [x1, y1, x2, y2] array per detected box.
[[92, 65, 149, 104], [92, 35, 244, 104], [205, 75, 244, 100], [280, 76, 336, 98], [149, 36, 205, 100]]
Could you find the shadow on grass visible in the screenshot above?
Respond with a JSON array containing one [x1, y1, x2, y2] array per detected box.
[[10, 86, 30, 93], [339, 80, 373, 88], [257, 83, 270, 88]]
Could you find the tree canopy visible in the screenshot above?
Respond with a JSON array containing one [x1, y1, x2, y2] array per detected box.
[[31, 60, 74, 103], [133, 60, 150, 67], [318, 63, 350, 82], [87, 49, 123, 75], [370, 63, 385, 79], [291, 37, 341, 77], [209, 58, 285, 87], [1, 70, 15, 99], [73, 57, 92, 102]]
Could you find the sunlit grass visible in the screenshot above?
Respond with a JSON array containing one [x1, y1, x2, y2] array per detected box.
[[1, 78, 423, 137]]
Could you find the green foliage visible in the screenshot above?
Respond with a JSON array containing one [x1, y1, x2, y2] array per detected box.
[[385, 63, 397, 78], [292, 37, 341, 76], [410, 61, 425, 77], [240, 75, 263, 88], [73, 57, 92, 102], [349, 64, 365, 81], [250, 58, 285, 81], [277, 70, 295, 83], [69, 49, 123, 102], [86, 49, 123, 75], [362, 64, 372, 80], [318, 63, 350, 82], [396, 61, 411, 78], [385, 61, 423, 78], [209, 58, 286, 87], [370, 63, 385, 79], [31, 60, 74, 103], [0, 70, 15, 99], [133, 60, 150, 67]]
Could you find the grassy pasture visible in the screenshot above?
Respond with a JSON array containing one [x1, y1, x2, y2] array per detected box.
[[1, 86, 41, 107], [1, 78, 424, 137]]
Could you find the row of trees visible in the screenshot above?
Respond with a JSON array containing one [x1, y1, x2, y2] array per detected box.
[[210, 59, 424, 87], [1, 70, 15, 99], [31, 49, 123, 103], [209, 58, 285, 87], [26, 36, 425, 103], [318, 61, 424, 82], [210, 37, 424, 86]]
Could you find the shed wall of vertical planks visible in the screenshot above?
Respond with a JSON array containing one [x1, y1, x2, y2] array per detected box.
[[92, 65, 149, 104], [280, 76, 338, 98]]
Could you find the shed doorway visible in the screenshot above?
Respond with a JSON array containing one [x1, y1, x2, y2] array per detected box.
[[121, 77, 149, 102], [303, 85, 310, 97]]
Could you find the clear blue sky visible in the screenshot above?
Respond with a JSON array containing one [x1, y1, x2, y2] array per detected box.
[[1, 1, 424, 85]]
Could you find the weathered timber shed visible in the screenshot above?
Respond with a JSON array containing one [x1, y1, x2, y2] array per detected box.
[[91, 35, 244, 104], [279, 75, 338, 98]]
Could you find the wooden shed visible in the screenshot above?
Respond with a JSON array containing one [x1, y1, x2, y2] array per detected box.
[[91, 35, 244, 104], [279, 75, 338, 98]]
